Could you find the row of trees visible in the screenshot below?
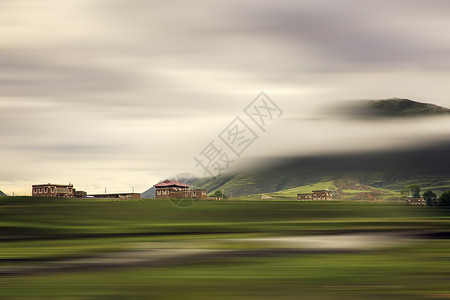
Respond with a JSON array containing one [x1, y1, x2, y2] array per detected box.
[[402, 184, 450, 206], [423, 190, 450, 207]]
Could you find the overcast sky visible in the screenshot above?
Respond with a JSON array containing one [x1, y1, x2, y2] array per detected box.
[[1, 0, 449, 195]]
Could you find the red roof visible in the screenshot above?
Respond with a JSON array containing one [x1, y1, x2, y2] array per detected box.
[[154, 179, 190, 188]]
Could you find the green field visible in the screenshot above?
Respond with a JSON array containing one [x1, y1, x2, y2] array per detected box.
[[1, 197, 449, 299]]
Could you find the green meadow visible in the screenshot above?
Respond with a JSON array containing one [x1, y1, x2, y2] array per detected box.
[[0, 197, 449, 299]]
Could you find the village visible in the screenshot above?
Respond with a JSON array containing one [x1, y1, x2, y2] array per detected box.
[[30, 180, 332, 201], [27, 179, 441, 206]]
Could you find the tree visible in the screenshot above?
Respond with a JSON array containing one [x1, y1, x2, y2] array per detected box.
[[423, 190, 437, 206], [401, 184, 421, 199], [401, 185, 411, 199], [213, 190, 223, 200], [438, 191, 450, 207], [409, 184, 421, 198]]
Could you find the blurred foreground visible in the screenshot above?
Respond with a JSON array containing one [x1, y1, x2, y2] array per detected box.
[[0, 197, 449, 299]]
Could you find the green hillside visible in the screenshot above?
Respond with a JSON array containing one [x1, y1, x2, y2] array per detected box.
[[199, 171, 450, 200], [196, 143, 450, 199], [243, 179, 400, 201]]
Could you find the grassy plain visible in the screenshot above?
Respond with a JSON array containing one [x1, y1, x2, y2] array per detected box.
[[0, 197, 449, 299]]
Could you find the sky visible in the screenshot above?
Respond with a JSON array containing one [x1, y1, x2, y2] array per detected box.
[[0, 0, 449, 195]]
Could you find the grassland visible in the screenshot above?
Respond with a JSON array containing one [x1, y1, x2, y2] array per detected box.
[[1, 196, 449, 299]]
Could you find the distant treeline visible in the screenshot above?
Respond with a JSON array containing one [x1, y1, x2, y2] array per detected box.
[[403, 184, 450, 207], [423, 190, 450, 207]]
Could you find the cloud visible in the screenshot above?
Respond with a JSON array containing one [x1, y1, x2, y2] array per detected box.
[[0, 0, 449, 194], [99, 0, 450, 72], [0, 50, 140, 98], [211, 0, 450, 71]]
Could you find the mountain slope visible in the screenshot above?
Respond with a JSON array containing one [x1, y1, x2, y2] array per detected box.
[[141, 186, 155, 199], [244, 179, 400, 201], [196, 142, 450, 198]]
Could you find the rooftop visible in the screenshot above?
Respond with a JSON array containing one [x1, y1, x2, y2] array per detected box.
[[32, 183, 73, 187], [154, 179, 190, 188]]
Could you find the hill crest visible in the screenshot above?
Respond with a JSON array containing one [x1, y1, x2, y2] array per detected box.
[[368, 98, 450, 116]]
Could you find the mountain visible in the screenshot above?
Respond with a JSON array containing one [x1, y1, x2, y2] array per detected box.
[[141, 186, 155, 199], [335, 98, 450, 119], [368, 98, 450, 117], [141, 98, 450, 200], [195, 142, 450, 199]]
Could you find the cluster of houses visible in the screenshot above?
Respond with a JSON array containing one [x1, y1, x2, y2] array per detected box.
[[32, 181, 336, 202], [27, 183, 426, 205], [27, 181, 435, 205], [31, 180, 208, 200], [297, 190, 333, 201], [31, 183, 140, 199], [407, 197, 426, 206]]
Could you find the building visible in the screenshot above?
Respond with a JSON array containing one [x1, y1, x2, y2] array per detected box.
[[155, 179, 189, 198], [312, 190, 333, 200], [154, 179, 207, 200], [88, 193, 141, 199], [297, 193, 313, 201], [297, 190, 333, 201], [32, 183, 74, 197], [407, 197, 425, 206]]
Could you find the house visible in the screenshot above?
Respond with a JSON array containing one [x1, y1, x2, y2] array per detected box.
[[88, 193, 141, 199], [154, 179, 207, 200], [407, 197, 425, 206], [297, 190, 333, 201], [32, 183, 74, 197], [312, 190, 333, 200], [297, 193, 313, 201]]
